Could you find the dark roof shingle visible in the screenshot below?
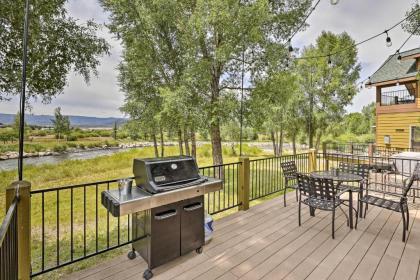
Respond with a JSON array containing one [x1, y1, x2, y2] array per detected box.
[[368, 47, 419, 85]]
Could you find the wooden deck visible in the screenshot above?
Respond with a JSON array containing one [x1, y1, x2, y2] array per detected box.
[[65, 193, 420, 280]]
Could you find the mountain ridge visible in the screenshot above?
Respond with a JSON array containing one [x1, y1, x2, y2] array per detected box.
[[0, 113, 127, 128]]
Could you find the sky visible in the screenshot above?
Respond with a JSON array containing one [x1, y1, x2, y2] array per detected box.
[[0, 0, 419, 117]]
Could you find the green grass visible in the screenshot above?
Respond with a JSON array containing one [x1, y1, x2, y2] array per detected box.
[[0, 144, 306, 279]]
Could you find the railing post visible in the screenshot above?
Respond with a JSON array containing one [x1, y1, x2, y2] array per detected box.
[[349, 142, 354, 154], [239, 157, 250, 211], [309, 148, 317, 172], [368, 143, 375, 165], [6, 181, 31, 280], [322, 143, 329, 170]]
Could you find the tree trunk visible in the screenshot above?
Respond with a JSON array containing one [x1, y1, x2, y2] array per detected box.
[[315, 130, 322, 150], [270, 130, 277, 156], [279, 128, 284, 157], [191, 129, 197, 158], [210, 123, 223, 165], [152, 132, 159, 157], [160, 127, 164, 157], [292, 133, 297, 155], [178, 129, 184, 155], [184, 127, 190, 156]]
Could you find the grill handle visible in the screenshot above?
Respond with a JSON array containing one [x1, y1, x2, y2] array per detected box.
[[183, 203, 203, 212], [154, 210, 177, 220]]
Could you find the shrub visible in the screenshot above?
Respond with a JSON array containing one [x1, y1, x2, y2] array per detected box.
[[53, 144, 67, 153], [67, 135, 78, 141], [67, 142, 78, 148], [79, 143, 86, 150]]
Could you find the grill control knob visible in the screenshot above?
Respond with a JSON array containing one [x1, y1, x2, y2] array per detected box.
[[171, 163, 178, 170]]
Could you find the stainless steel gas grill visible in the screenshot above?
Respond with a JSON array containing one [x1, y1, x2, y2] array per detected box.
[[101, 156, 222, 280]]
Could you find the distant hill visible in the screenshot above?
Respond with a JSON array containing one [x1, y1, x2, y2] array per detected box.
[[0, 113, 127, 128]]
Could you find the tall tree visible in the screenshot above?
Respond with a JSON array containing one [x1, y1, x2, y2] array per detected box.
[[0, 0, 109, 102], [101, 0, 312, 164], [296, 31, 361, 148], [249, 71, 299, 156], [51, 107, 70, 140]]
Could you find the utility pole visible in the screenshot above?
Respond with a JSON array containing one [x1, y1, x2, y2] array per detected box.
[[18, 0, 30, 180]]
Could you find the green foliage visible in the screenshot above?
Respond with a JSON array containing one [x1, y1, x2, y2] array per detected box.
[[0, 0, 109, 102], [67, 135, 78, 141], [296, 31, 361, 148], [101, 0, 312, 164], [51, 107, 70, 139], [52, 144, 67, 153]]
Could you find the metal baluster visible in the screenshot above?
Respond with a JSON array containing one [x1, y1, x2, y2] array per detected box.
[[95, 184, 98, 252], [56, 190, 59, 266], [71, 188, 74, 261], [42, 192, 45, 271], [84, 186, 86, 256]]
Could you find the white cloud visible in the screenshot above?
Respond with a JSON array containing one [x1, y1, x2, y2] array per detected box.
[[0, 0, 418, 117]]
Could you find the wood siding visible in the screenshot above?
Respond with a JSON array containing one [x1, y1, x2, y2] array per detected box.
[[376, 111, 420, 147]]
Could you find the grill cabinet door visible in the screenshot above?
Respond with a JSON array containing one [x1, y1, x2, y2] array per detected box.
[[150, 202, 181, 268], [180, 196, 204, 255]]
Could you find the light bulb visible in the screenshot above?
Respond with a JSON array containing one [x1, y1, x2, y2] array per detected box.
[[385, 31, 392, 47], [327, 55, 332, 67], [397, 54, 402, 64], [330, 0, 339, 5], [288, 40, 293, 54]]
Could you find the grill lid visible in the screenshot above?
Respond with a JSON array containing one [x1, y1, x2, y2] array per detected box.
[[133, 156, 203, 193]]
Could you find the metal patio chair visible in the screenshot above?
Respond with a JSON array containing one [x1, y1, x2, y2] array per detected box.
[[280, 161, 299, 207], [360, 162, 420, 242], [296, 173, 351, 239], [338, 162, 370, 218]]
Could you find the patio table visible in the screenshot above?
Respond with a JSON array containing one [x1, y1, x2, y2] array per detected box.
[[310, 170, 363, 229]]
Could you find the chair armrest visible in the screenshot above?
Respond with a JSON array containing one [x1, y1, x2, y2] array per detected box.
[[362, 188, 405, 199], [336, 187, 350, 197], [284, 175, 296, 180]]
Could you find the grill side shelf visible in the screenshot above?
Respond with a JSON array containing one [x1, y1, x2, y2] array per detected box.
[[101, 176, 222, 217]]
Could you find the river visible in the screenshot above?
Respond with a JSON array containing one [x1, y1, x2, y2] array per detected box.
[[0, 148, 128, 171]]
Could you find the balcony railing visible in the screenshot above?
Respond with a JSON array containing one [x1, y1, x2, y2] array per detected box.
[[380, 89, 416, 106]]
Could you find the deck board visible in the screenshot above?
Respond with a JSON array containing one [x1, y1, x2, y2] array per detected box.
[[65, 193, 420, 280]]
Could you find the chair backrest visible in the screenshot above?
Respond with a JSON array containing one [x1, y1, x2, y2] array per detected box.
[[402, 162, 420, 197], [296, 173, 312, 197], [297, 173, 337, 201], [281, 161, 298, 178], [311, 176, 337, 201], [339, 162, 369, 179]]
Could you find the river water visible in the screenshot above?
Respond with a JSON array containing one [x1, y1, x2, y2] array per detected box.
[[0, 148, 127, 172]]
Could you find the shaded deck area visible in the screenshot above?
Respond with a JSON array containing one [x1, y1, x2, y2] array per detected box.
[[65, 193, 420, 280]]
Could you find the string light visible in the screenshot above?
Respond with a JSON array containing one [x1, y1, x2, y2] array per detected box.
[[330, 0, 339, 5], [293, 8, 419, 62], [397, 51, 402, 64], [385, 31, 392, 47], [288, 40, 293, 54]]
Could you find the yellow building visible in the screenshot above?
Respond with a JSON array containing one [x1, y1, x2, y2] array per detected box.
[[366, 47, 420, 149]]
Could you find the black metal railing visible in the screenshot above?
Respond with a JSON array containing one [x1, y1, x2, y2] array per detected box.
[[30, 178, 145, 277], [319, 152, 420, 200], [200, 162, 242, 215], [381, 89, 416, 106], [29, 162, 242, 277], [249, 153, 310, 201], [0, 197, 18, 280]]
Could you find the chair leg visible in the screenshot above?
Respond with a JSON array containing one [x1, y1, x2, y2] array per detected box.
[[355, 199, 359, 230], [364, 203, 368, 218], [295, 189, 298, 202], [298, 200, 302, 226], [332, 209, 335, 239], [401, 208, 407, 242], [283, 188, 287, 207], [406, 207, 410, 231]]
